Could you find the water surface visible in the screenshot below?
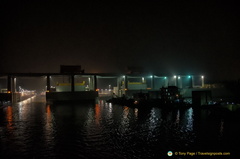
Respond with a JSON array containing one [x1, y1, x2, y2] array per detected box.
[[0, 96, 239, 158]]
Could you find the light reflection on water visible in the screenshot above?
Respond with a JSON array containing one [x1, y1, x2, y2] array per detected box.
[[0, 96, 240, 158], [185, 108, 194, 131], [6, 106, 13, 131]]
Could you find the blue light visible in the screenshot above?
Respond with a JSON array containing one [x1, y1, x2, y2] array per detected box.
[[188, 76, 191, 78]]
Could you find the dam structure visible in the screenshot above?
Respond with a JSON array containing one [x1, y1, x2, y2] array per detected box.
[[0, 72, 205, 103]]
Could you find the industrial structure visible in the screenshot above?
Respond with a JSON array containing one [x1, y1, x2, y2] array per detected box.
[[0, 72, 205, 103]]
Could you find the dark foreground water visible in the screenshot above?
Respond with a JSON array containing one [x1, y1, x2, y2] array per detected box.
[[0, 96, 240, 158]]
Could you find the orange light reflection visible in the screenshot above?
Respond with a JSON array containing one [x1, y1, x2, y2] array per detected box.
[[6, 106, 14, 130], [123, 106, 129, 119], [46, 105, 52, 122], [95, 104, 100, 125]]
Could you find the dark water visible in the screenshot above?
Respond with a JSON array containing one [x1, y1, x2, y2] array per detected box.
[[0, 96, 240, 158]]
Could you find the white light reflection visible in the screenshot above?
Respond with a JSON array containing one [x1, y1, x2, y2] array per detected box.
[[104, 102, 113, 125], [85, 107, 95, 126], [219, 119, 224, 138], [175, 110, 180, 125], [134, 108, 138, 119], [185, 108, 194, 131], [119, 106, 130, 134], [108, 102, 112, 113], [18, 102, 23, 120], [18, 96, 35, 120], [148, 108, 161, 132]]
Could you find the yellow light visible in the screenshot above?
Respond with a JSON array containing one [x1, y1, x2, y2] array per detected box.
[[46, 90, 50, 93], [124, 88, 128, 91], [96, 89, 99, 91], [7, 91, 11, 93]]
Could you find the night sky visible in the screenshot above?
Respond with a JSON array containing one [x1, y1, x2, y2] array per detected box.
[[1, 0, 239, 81]]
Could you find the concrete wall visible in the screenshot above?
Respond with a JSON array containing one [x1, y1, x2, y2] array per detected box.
[[56, 85, 86, 92], [181, 88, 234, 100], [56, 86, 71, 92], [128, 84, 147, 90], [46, 91, 98, 102]]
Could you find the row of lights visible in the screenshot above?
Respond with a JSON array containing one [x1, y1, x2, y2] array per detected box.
[[173, 75, 204, 79], [46, 75, 204, 80], [123, 75, 204, 79]]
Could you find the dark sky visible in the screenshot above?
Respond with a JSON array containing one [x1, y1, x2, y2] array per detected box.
[[1, 0, 239, 81]]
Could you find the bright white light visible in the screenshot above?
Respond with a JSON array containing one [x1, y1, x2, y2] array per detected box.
[[122, 76, 125, 78], [178, 76, 181, 79], [174, 75, 177, 78], [201, 76, 204, 79], [164, 77, 167, 79], [188, 76, 191, 78], [150, 75, 153, 78]]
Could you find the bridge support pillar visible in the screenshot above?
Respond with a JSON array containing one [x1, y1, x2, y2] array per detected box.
[[192, 76, 195, 88], [177, 76, 182, 88], [7, 75, 11, 93], [201, 76, 204, 88], [12, 77, 16, 93], [94, 75, 97, 91], [151, 76, 154, 90], [116, 76, 121, 96], [46, 75, 50, 92], [71, 75, 75, 92], [12, 77, 17, 103], [124, 76, 128, 91], [189, 76, 193, 88], [175, 77, 178, 87], [165, 77, 168, 87]]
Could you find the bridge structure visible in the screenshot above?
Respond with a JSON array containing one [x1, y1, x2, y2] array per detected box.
[[0, 73, 205, 102]]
